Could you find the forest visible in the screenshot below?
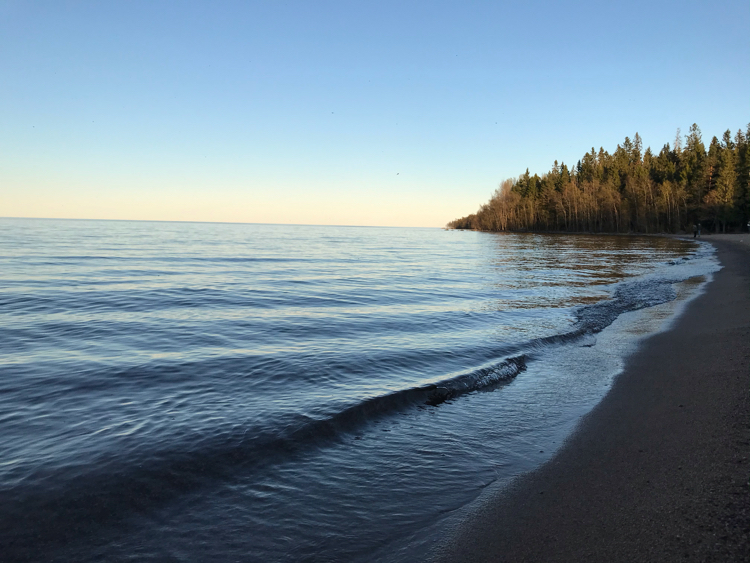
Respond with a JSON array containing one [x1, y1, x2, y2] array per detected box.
[[448, 124, 750, 234]]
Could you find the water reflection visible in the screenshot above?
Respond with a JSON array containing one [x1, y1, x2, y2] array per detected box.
[[481, 233, 694, 315]]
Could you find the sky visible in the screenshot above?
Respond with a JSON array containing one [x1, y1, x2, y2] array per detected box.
[[1, 0, 748, 227]]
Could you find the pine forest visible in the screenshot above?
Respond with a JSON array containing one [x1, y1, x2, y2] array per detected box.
[[448, 124, 750, 234]]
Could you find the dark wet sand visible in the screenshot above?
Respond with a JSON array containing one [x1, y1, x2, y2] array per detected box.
[[436, 236, 750, 562]]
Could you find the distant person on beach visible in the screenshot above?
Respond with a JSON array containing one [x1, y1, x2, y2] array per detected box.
[[698, 224, 702, 238], [693, 224, 698, 238]]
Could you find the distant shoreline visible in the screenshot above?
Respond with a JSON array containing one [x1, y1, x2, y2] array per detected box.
[[447, 227, 749, 238]]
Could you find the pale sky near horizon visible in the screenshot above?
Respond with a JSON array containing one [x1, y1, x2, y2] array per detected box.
[[1, 1, 748, 228]]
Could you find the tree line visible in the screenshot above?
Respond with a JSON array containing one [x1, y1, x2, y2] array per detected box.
[[448, 124, 750, 234]]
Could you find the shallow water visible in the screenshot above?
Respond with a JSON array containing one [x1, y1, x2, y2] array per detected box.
[[0, 219, 718, 561]]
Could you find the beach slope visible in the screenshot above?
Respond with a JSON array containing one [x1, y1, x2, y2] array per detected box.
[[435, 237, 750, 562]]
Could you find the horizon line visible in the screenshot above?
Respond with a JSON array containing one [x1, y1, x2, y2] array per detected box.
[[0, 216, 443, 229]]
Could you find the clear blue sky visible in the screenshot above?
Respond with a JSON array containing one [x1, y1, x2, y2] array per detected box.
[[1, 0, 748, 227]]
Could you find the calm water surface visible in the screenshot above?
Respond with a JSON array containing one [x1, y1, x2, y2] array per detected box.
[[0, 219, 718, 561]]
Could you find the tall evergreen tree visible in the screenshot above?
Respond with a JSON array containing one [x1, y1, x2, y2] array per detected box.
[[734, 126, 750, 228]]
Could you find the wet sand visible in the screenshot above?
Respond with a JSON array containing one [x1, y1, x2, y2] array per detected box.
[[435, 235, 750, 562]]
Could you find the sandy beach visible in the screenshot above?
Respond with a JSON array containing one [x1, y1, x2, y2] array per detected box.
[[435, 235, 750, 562]]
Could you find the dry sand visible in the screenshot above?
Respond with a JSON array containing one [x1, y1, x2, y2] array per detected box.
[[434, 235, 750, 562]]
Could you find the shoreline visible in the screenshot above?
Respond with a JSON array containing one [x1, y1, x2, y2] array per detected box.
[[434, 235, 750, 562], [446, 227, 750, 240]]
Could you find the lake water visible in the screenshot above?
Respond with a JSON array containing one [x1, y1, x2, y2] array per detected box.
[[0, 219, 719, 561]]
